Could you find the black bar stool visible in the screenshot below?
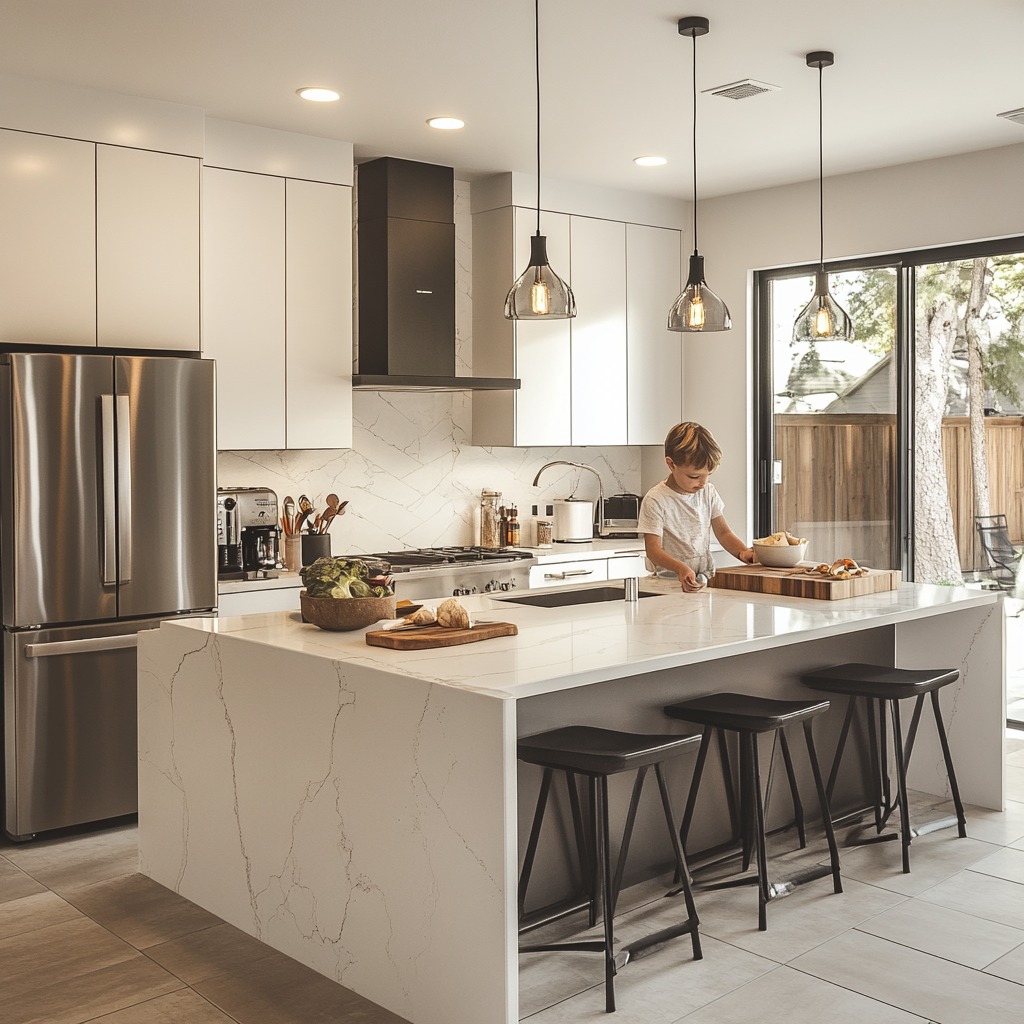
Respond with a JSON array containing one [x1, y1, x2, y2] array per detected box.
[[801, 663, 967, 873], [517, 726, 703, 1014], [663, 693, 842, 931]]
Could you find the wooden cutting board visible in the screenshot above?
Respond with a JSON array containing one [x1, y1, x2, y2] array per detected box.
[[365, 621, 518, 650], [707, 564, 902, 601]]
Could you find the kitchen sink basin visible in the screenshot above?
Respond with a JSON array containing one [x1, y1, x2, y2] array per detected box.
[[498, 585, 660, 608]]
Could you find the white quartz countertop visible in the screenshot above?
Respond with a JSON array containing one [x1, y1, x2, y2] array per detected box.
[[176, 578, 998, 702]]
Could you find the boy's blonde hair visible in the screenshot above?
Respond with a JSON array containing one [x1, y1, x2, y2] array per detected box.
[[665, 422, 722, 471]]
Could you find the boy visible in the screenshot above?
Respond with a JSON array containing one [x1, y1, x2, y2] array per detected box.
[[638, 421, 754, 592]]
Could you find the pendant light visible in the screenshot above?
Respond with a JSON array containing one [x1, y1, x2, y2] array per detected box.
[[504, 0, 576, 320], [668, 16, 731, 333], [793, 51, 853, 342]]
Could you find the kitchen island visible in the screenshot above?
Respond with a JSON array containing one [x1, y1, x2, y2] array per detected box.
[[137, 580, 1003, 1024]]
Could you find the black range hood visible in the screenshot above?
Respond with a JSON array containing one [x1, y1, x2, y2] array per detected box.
[[354, 157, 519, 392]]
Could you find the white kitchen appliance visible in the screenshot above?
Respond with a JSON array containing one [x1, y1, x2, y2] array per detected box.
[[552, 498, 594, 543]]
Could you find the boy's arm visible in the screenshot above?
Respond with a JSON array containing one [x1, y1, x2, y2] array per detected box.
[[712, 516, 755, 564], [643, 533, 701, 590]]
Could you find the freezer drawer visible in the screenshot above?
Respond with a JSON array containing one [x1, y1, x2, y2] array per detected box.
[[2, 619, 160, 840]]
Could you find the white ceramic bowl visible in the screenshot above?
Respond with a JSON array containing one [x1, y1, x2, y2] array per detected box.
[[753, 540, 808, 568]]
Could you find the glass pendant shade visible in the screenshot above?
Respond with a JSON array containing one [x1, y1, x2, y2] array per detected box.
[[793, 269, 853, 342], [505, 233, 576, 319], [668, 253, 731, 332]]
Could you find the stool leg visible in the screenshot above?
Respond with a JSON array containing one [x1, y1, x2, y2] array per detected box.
[[803, 719, 843, 895], [747, 732, 770, 931], [738, 734, 753, 872], [718, 728, 742, 837], [679, 730, 712, 853], [519, 766, 553, 918], [930, 688, 968, 838], [878, 699, 894, 828], [778, 729, 806, 848], [889, 699, 913, 873], [902, 694, 926, 774], [825, 696, 857, 803], [655, 763, 703, 961], [564, 771, 595, 923], [865, 697, 885, 831], [611, 767, 648, 916], [595, 775, 616, 1013]]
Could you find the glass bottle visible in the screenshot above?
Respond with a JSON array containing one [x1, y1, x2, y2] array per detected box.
[[507, 506, 521, 547], [480, 489, 501, 550]]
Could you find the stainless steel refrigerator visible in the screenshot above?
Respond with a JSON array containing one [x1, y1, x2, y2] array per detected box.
[[1, 352, 216, 840]]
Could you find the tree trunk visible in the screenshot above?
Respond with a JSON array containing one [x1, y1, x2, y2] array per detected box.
[[965, 258, 992, 543], [914, 282, 963, 583]]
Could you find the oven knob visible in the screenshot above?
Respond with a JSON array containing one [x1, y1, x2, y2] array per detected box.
[[500, 580, 517, 591], [484, 579, 501, 592], [453, 586, 475, 596]]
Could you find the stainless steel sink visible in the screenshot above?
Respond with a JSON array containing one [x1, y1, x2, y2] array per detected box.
[[498, 585, 659, 608]]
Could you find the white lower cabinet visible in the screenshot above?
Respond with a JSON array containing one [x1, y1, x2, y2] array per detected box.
[[202, 167, 352, 450], [218, 586, 301, 617], [529, 558, 610, 589], [472, 205, 682, 446]]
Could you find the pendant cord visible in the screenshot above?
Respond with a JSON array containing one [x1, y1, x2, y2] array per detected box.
[[534, 0, 541, 237], [691, 29, 698, 255], [817, 63, 824, 271]]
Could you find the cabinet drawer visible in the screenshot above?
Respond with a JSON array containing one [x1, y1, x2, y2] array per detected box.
[[529, 559, 609, 589]]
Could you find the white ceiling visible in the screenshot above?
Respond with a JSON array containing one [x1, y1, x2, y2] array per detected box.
[[5, 0, 1024, 199]]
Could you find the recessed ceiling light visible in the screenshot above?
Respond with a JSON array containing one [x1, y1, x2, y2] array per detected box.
[[427, 116, 465, 130], [634, 155, 667, 167], [296, 87, 340, 103]]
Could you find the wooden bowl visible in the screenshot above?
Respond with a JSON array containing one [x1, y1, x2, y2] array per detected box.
[[299, 591, 396, 631], [753, 540, 808, 568]]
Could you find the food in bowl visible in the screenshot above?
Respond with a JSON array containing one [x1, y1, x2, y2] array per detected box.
[[753, 530, 809, 568]]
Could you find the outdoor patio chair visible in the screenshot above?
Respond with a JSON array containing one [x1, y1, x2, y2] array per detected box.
[[975, 514, 1023, 592]]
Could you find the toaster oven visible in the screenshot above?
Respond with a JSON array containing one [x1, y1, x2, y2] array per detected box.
[[599, 493, 641, 538]]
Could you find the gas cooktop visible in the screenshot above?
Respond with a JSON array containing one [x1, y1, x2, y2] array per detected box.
[[339, 547, 534, 572]]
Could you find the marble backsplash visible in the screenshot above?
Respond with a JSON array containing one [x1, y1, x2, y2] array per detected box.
[[218, 178, 646, 552]]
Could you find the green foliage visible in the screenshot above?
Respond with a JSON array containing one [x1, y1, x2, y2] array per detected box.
[[300, 556, 394, 598], [840, 269, 897, 357]]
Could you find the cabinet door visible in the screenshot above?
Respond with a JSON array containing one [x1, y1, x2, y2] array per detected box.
[[0, 130, 95, 346], [202, 167, 286, 450], [626, 224, 683, 444], [285, 179, 352, 449], [514, 208, 573, 447], [570, 216, 627, 445], [97, 146, 200, 350]]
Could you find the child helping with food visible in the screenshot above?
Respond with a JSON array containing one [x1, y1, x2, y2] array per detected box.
[[638, 421, 755, 592]]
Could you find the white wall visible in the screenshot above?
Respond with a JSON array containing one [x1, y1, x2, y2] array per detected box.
[[684, 141, 1024, 542]]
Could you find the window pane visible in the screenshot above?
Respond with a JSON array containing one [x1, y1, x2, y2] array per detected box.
[[767, 268, 898, 569]]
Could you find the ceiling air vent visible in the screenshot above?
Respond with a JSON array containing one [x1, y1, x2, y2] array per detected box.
[[703, 78, 780, 100], [997, 107, 1024, 126]]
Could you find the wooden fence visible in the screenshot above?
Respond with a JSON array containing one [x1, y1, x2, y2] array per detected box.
[[774, 414, 1024, 572]]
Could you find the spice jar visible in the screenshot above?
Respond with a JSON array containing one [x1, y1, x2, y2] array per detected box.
[[480, 489, 502, 550]]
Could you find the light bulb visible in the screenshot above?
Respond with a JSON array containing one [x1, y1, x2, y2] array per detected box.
[[689, 289, 706, 329], [530, 278, 551, 315], [814, 303, 832, 336]]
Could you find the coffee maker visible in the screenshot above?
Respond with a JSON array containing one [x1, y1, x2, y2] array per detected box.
[[217, 488, 282, 579]]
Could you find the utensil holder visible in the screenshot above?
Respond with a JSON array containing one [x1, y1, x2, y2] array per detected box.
[[301, 533, 331, 567], [284, 534, 302, 572]]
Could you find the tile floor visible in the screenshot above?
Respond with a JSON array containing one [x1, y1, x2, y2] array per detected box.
[[3, 603, 1023, 1024]]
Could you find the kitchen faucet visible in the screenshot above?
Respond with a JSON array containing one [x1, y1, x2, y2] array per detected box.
[[532, 460, 606, 536]]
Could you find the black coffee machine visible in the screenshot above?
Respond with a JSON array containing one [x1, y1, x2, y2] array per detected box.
[[217, 487, 282, 579]]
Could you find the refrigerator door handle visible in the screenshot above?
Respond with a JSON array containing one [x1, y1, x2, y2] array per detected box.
[[24, 634, 140, 658], [116, 394, 133, 584], [101, 394, 117, 585]]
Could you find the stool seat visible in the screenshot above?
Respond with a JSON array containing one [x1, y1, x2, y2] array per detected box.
[[803, 663, 959, 700], [664, 692, 831, 733], [518, 726, 702, 775]]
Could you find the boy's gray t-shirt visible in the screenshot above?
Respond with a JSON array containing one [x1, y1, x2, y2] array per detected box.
[[638, 480, 725, 577]]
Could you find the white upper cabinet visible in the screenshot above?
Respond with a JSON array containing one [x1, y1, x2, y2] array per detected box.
[[284, 178, 352, 450], [202, 167, 287, 450], [626, 223, 683, 444], [570, 216, 627, 445], [96, 145, 200, 350], [0, 130, 96, 346], [202, 167, 353, 451], [472, 202, 682, 447]]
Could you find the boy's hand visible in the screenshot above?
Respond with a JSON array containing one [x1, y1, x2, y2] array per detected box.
[[738, 546, 755, 564], [677, 565, 704, 591]]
